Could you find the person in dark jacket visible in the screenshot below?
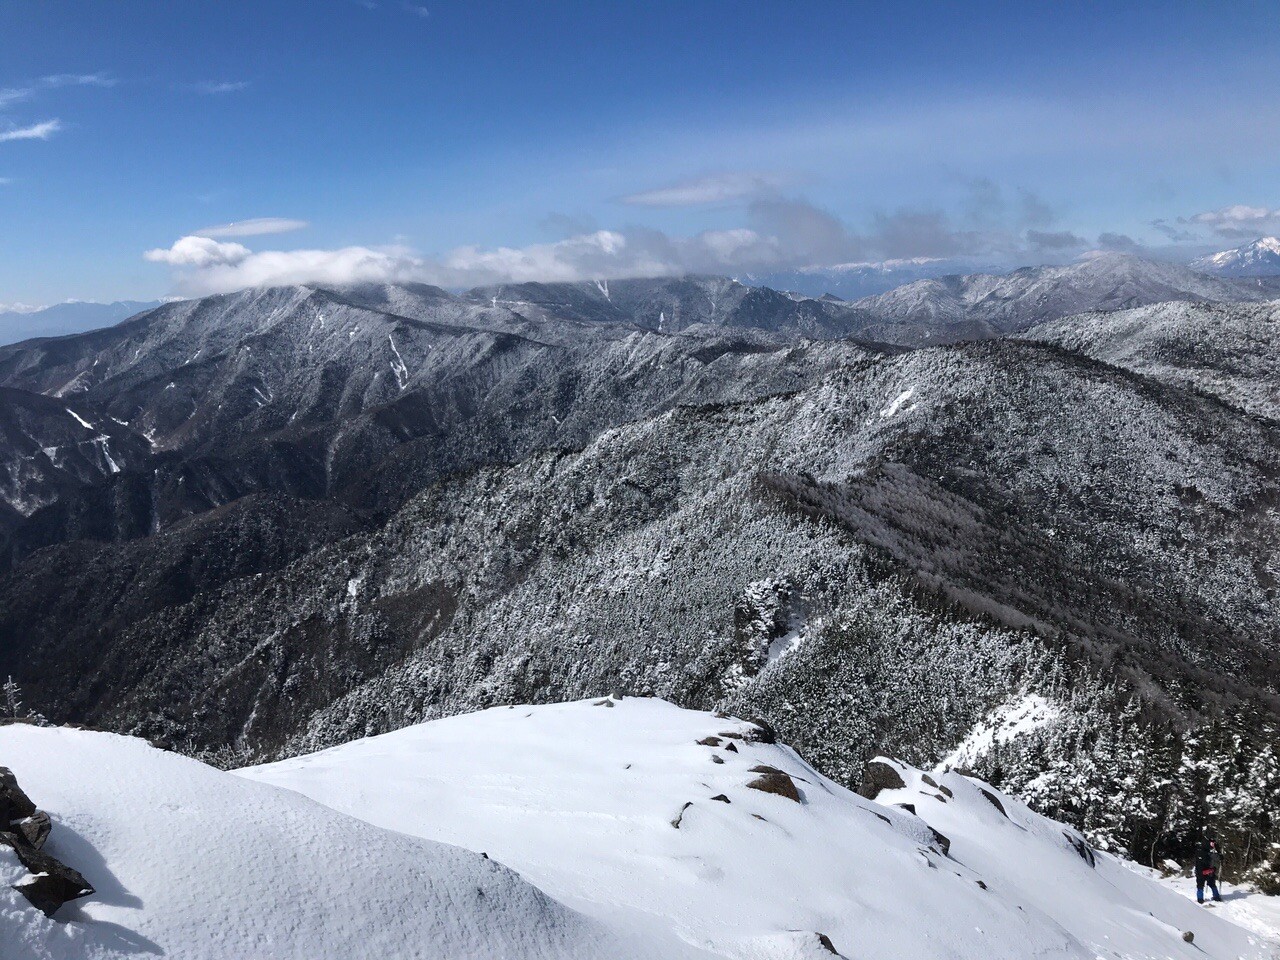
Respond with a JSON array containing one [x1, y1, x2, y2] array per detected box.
[[1195, 830, 1223, 903]]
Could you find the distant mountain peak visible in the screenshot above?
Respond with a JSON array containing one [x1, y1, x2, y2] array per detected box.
[[1191, 237, 1280, 277]]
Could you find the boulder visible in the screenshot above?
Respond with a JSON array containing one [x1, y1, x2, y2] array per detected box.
[[1, 830, 95, 917], [859, 759, 906, 800], [18, 812, 50, 849], [0, 767, 37, 824], [744, 718, 778, 744], [746, 765, 801, 803]]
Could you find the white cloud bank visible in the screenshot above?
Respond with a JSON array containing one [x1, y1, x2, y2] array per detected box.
[[143, 226, 792, 296], [1187, 204, 1280, 239], [142, 186, 1136, 297]]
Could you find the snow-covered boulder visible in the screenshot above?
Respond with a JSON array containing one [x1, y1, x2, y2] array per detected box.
[[0, 723, 679, 960]]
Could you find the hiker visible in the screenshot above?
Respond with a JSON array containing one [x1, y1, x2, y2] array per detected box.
[[1195, 830, 1223, 904]]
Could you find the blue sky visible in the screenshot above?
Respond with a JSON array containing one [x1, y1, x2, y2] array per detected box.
[[2, 0, 1279, 303]]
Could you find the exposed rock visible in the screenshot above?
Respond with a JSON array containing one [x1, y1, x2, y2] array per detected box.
[[938, 785, 953, 799], [979, 788, 1007, 818], [18, 811, 50, 849], [1182, 931, 1194, 944], [1, 830, 94, 917], [859, 759, 906, 800], [816, 931, 841, 955], [671, 802, 693, 829], [0, 766, 36, 823], [1063, 832, 1096, 868], [928, 828, 952, 858], [0, 768, 93, 916], [744, 718, 778, 744], [921, 773, 939, 789], [746, 765, 801, 803], [710, 794, 731, 804], [710, 755, 725, 764], [697, 736, 722, 747], [896, 803, 916, 816], [725, 743, 738, 753]]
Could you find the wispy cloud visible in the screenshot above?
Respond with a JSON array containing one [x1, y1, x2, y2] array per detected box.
[[0, 88, 31, 109], [0, 119, 62, 143], [402, 3, 430, 17], [1, 74, 116, 108], [621, 172, 787, 207], [40, 73, 116, 89], [195, 217, 309, 238], [189, 80, 251, 95]]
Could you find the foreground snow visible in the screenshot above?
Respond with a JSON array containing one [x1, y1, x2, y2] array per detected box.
[[5, 699, 1276, 959], [244, 697, 1279, 960], [0, 723, 679, 960]]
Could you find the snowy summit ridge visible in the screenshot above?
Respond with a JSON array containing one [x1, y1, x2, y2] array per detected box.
[[1190, 237, 1280, 277]]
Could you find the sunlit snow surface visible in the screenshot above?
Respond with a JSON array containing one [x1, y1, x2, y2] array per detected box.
[[0, 723, 669, 960], [245, 697, 1279, 960]]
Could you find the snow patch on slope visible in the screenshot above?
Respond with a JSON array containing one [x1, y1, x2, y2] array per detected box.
[[936, 693, 1060, 772]]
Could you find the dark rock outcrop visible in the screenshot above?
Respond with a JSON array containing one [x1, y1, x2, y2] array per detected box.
[[746, 764, 801, 803], [0, 766, 36, 824], [2, 831, 95, 917], [18, 811, 50, 849], [0, 766, 94, 916], [859, 759, 906, 800], [979, 788, 1008, 818]]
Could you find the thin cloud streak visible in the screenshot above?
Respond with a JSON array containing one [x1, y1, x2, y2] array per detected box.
[[0, 120, 62, 143], [196, 217, 309, 238], [621, 172, 787, 207], [189, 81, 252, 95]]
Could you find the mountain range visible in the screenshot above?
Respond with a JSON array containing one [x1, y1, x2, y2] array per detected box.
[[0, 252, 1277, 889]]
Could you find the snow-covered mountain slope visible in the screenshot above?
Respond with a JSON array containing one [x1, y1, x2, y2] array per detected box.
[[872, 757, 1276, 960], [0, 721, 691, 960], [1026, 300, 1280, 421], [746, 257, 980, 301], [851, 252, 1272, 342], [1191, 238, 1280, 277], [0, 388, 150, 520], [243, 697, 1277, 960], [463, 275, 871, 339]]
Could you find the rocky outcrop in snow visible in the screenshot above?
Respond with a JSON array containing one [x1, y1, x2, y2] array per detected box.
[[0, 764, 93, 917]]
